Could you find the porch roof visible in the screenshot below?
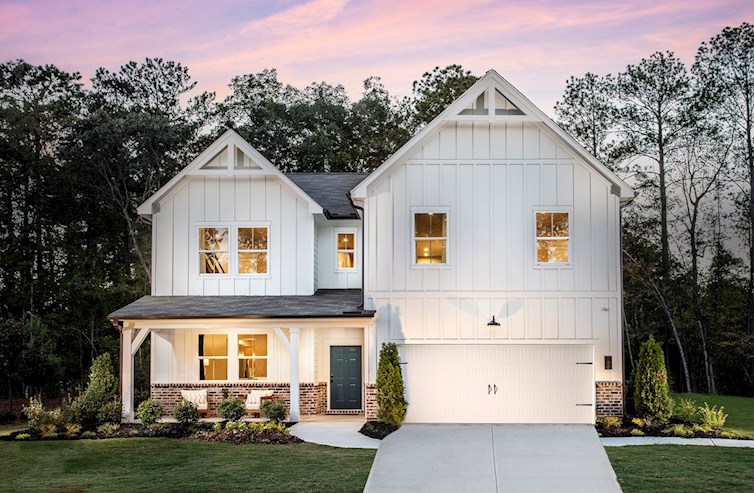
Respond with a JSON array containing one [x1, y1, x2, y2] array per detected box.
[[108, 289, 374, 320]]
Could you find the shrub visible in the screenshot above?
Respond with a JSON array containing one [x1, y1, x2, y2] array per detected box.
[[630, 428, 645, 436], [225, 420, 241, 431], [40, 424, 57, 437], [664, 423, 692, 437], [97, 423, 120, 435], [136, 399, 163, 425], [693, 423, 713, 433], [81, 431, 96, 439], [376, 342, 407, 426], [630, 417, 645, 428], [597, 416, 622, 429], [77, 353, 119, 424], [97, 400, 122, 424], [634, 336, 672, 421], [174, 400, 199, 426], [64, 423, 81, 435], [218, 397, 245, 421], [212, 422, 223, 431], [15, 433, 31, 441], [58, 395, 82, 426], [673, 398, 697, 424], [261, 399, 287, 423], [698, 402, 727, 430], [22, 396, 52, 430]]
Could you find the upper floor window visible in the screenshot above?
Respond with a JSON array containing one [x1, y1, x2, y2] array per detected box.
[[238, 227, 269, 275], [535, 212, 570, 264], [199, 228, 229, 274], [336, 231, 356, 270], [238, 334, 268, 379], [198, 334, 228, 380], [413, 210, 448, 265]]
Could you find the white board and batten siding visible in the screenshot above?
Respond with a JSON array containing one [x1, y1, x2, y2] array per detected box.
[[152, 175, 315, 296], [365, 121, 623, 383], [316, 219, 362, 289]]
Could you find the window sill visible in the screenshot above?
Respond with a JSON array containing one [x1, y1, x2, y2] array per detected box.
[[533, 263, 573, 270], [410, 264, 452, 270]]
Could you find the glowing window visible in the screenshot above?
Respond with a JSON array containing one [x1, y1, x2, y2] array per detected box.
[[535, 212, 570, 264], [414, 212, 447, 265]]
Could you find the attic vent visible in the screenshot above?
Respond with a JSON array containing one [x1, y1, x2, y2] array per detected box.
[[201, 147, 228, 169], [459, 91, 488, 115], [235, 147, 262, 170], [494, 89, 524, 115]]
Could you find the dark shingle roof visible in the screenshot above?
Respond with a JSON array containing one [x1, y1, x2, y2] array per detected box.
[[108, 289, 373, 320], [286, 173, 368, 219]]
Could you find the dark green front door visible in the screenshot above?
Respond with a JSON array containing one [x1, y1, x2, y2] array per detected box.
[[330, 346, 362, 410]]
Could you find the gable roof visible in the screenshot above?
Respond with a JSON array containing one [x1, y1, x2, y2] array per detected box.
[[350, 69, 634, 203], [136, 129, 323, 217], [286, 173, 368, 219]]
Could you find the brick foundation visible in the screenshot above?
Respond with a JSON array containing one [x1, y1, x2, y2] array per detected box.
[[151, 382, 327, 417], [595, 381, 624, 417], [365, 383, 377, 420]]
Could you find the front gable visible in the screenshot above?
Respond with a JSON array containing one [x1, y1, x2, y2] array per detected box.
[[137, 130, 322, 217], [350, 70, 633, 203]]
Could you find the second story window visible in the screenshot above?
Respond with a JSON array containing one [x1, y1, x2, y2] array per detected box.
[[535, 212, 570, 264], [414, 210, 448, 265], [199, 228, 229, 274], [336, 231, 356, 270], [238, 227, 269, 275]]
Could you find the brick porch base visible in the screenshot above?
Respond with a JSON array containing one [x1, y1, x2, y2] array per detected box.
[[151, 382, 327, 417], [595, 381, 624, 417]]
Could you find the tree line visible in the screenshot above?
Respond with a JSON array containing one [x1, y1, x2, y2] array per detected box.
[[0, 22, 751, 408]]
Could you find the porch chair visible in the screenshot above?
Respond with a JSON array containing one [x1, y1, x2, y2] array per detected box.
[[245, 390, 275, 416], [180, 389, 209, 416]]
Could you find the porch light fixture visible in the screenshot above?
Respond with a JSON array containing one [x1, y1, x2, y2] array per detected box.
[[487, 316, 500, 326]]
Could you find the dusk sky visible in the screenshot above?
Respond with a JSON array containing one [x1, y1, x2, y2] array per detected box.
[[1, 0, 752, 114]]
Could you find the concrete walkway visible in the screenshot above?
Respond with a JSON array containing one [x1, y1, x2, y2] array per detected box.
[[602, 436, 754, 448], [289, 415, 380, 449], [364, 424, 621, 493]]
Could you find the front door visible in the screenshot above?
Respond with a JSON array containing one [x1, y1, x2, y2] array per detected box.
[[330, 346, 362, 410]]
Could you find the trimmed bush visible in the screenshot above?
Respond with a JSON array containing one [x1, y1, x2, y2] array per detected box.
[[58, 395, 82, 426], [261, 399, 287, 423], [77, 353, 119, 424], [673, 398, 697, 424], [633, 336, 672, 421], [664, 423, 693, 437], [218, 397, 245, 421], [597, 416, 622, 429], [22, 396, 52, 431], [64, 423, 81, 435], [174, 400, 199, 426], [97, 399, 123, 424], [698, 402, 727, 430], [97, 423, 120, 435], [136, 399, 163, 425], [376, 342, 407, 426], [15, 433, 31, 441]]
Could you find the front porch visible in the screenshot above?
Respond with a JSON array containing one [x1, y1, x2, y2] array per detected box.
[[111, 295, 376, 423]]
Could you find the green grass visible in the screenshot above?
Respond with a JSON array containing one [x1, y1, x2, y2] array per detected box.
[[0, 423, 27, 436], [607, 445, 754, 493], [672, 393, 754, 436], [0, 438, 375, 492]]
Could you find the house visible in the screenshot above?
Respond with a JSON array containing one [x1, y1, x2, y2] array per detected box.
[[109, 70, 633, 424]]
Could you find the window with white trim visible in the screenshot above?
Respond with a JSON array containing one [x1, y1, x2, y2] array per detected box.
[[238, 334, 268, 379], [238, 226, 269, 275], [199, 228, 229, 274], [413, 211, 448, 265], [535, 212, 570, 264], [198, 334, 228, 380], [336, 231, 356, 270]]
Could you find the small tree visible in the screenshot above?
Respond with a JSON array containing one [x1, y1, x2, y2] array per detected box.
[[376, 342, 407, 426], [77, 353, 119, 424], [634, 336, 673, 420]]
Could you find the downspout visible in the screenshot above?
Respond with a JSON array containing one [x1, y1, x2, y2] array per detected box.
[[349, 195, 366, 310]]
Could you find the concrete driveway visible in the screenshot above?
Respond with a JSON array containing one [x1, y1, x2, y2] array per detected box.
[[363, 424, 622, 493]]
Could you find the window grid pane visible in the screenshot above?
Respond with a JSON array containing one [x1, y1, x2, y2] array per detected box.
[[535, 212, 569, 263], [238, 226, 269, 274], [238, 334, 268, 379], [414, 213, 448, 264]]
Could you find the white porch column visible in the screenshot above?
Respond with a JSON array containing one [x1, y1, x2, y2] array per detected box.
[[289, 327, 300, 422], [120, 328, 134, 421]]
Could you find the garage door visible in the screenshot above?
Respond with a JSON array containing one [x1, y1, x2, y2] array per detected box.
[[401, 345, 594, 424]]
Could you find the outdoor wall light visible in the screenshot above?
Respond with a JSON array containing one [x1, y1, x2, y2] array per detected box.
[[487, 316, 500, 326], [605, 356, 613, 370]]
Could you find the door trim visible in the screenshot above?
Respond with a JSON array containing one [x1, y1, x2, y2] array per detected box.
[[329, 345, 363, 411]]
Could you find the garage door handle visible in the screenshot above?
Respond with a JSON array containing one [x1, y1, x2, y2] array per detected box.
[[493, 385, 498, 395], [488, 385, 492, 395]]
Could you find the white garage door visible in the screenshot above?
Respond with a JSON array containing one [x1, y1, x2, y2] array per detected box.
[[401, 345, 595, 424]]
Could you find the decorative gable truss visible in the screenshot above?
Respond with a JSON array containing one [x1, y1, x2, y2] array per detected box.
[[136, 129, 322, 217]]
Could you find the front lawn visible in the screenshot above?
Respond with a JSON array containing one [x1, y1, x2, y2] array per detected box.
[[0, 438, 375, 492], [607, 445, 754, 493], [672, 393, 754, 436]]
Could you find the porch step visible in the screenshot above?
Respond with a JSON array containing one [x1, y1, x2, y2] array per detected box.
[[325, 410, 364, 415]]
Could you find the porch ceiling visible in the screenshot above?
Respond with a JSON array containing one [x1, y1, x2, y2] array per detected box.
[[108, 289, 373, 320]]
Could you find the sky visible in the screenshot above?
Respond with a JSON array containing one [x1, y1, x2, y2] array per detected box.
[[0, 0, 752, 114]]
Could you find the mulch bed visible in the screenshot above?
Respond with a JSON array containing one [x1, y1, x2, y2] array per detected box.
[[359, 421, 399, 440]]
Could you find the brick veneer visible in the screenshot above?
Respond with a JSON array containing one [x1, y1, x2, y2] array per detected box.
[[365, 383, 377, 420], [151, 382, 327, 417], [595, 381, 624, 417]]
